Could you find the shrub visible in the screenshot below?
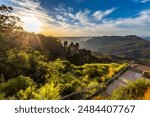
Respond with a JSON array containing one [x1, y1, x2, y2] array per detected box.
[[0, 75, 35, 97], [33, 83, 60, 100], [5, 49, 49, 83], [75, 70, 83, 76], [111, 78, 150, 100], [0, 93, 5, 100], [17, 86, 36, 100]]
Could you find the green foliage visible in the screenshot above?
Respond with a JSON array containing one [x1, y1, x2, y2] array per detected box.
[[58, 73, 78, 96], [33, 83, 60, 100], [0, 73, 5, 83], [5, 48, 50, 83], [6, 49, 31, 70], [74, 63, 127, 83], [75, 70, 83, 76], [111, 78, 150, 100], [0, 75, 35, 97], [0, 5, 23, 33], [17, 86, 36, 100], [87, 80, 99, 94], [0, 45, 127, 100], [0, 93, 5, 100], [48, 59, 71, 74], [0, 24, 127, 100], [18, 83, 60, 100]]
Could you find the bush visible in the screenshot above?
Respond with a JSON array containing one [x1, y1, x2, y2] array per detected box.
[[17, 86, 36, 100], [0, 75, 35, 97], [0, 93, 5, 100], [33, 83, 60, 100], [75, 70, 83, 76], [5, 48, 48, 83], [111, 78, 150, 100]]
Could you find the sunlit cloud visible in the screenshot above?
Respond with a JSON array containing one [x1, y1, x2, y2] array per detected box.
[[1, 0, 60, 33], [1, 0, 150, 36]]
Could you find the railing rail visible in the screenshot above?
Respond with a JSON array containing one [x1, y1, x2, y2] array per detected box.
[[105, 61, 133, 86]]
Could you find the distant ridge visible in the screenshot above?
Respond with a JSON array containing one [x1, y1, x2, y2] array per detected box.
[[58, 37, 91, 43], [142, 36, 150, 41], [80, 35, 150, 62]]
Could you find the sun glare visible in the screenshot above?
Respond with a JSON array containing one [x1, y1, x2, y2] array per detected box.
[[22, 17, 41, 33]]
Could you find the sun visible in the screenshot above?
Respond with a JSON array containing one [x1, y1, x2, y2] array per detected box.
[[22, 17, 41, 33]]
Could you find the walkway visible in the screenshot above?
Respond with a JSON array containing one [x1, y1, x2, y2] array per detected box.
[[106, 70, 142, 95], [105, 64, 150, 95]]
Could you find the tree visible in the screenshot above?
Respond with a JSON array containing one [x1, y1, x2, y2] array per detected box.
[[68, 42, 75, 56], [0, 5, 23, 33], [63, 41, 69, 54], [0, 75, 35, 97], [75, 43, 79, 52], [5, 48, 49, 83], [0, 73, 5, 83], [63, 41, 68, 47]]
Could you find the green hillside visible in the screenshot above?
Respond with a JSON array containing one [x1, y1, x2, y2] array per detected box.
[[0, 48, 127, 99]]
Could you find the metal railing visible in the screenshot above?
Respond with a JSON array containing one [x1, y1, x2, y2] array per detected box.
[[105, 61, 134, 86]]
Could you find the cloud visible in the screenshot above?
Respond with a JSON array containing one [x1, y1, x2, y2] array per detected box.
[[1, 0, 150, 36], [57, 8, 150, 36], [93, 8, 116, 20], [133, 0, 150, 3], [76, 9, 92, 25], [53, 7, 116, 27], [2, 0, 60, 31], [53, 7, 150, 36], [86, 9, 150, 36], [140, 0, 150, 3]]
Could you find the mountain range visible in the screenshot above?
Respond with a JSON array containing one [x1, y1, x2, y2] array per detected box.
[[80, 35, 150, 63], [143, 37, 150, 41], [58, 37, 91, 43]]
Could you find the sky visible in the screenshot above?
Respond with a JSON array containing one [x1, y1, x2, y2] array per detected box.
[[1, 0, 150, 36]]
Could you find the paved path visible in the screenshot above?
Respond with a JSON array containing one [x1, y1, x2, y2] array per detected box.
[[133, 64, 150, 71], [106, 70, 142, 95], [106, 64, 150, 95]]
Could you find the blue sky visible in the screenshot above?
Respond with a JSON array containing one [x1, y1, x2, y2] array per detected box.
[[1, 0, 150, 36]]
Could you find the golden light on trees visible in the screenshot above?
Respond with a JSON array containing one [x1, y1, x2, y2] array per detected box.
[[143, 88, 150, 100]]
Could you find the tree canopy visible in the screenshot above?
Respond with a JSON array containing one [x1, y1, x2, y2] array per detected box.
[[0, 5, 23, 33]]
